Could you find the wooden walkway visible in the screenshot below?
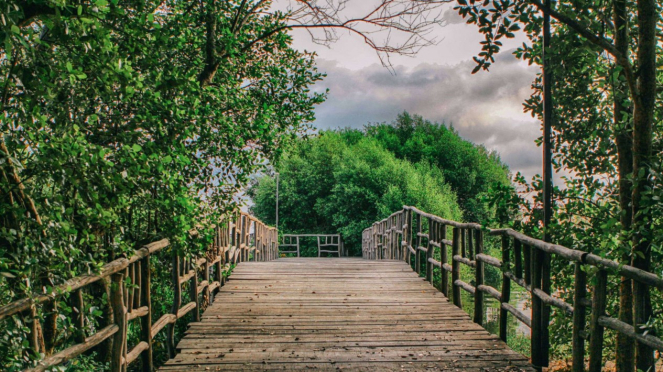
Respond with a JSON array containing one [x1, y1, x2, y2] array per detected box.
[[159, 258, 533, 371]]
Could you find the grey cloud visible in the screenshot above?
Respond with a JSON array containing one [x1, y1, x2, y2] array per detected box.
[[309, 54, 545, 179], [442, 7, 466, 25]]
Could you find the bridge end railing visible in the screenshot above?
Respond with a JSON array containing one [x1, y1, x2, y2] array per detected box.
[[362, 205, 663, 372], [280, 234, 344, 257]]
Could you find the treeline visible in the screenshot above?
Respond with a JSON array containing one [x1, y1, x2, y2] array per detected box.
[[249, 112, 512, 255]]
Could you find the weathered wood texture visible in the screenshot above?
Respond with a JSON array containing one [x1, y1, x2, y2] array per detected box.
[[363, 206, 663, 371], [3, 211, 277, 372], [159, 258, 533, 372]]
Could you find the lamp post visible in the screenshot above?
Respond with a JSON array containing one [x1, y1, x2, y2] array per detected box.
[[275, 172, 279, 230]]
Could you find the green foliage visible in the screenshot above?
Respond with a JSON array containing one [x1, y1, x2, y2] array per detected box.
[[456, 0, 663, 365], [249, 131, 463, 256], [364, 112, 512, 222], [0, 0, 323, 369]]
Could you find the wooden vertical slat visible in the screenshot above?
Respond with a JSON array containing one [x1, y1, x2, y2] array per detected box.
[[531, 246, 544, 369], [406, 210, 412, 264], [452, 227, 462, 308], [126, 264, 134, 313], [240, 215, 246, 262], [296, 236, 300, 257], [72, 289, 85, 344], [110, 272, 126, 372], [588, 269, 608, 372], [468, 229, 474, 259], [461, 229, 467, 258], [203, 259, 210, 309], [387, 217, 392, 260], [426, 219, 434, 284], [473, 229, 484, 325], [440, 224, 448, 297], [26, 306, 40, 355], [397, 213, 402, 261], [140, 254, 153, 372], [167, 254, 180, 358], [572, 262, 586, 372], [523, 244, 532, 285], [190, 258, 200, 323], [134, 261, 141, 312], [514, 240, 523, 279], [499, 235, 510, 342], [217, 226, 225, 288], [415, 213, 422, 274]]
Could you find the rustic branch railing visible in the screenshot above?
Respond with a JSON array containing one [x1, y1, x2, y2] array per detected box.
[[362, 205, 663, 371], [0, 211, 277, 372]]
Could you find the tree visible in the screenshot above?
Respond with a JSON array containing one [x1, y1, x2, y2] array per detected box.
[[1, 1, 459, 367], [248, 131, 462, 254], [0, 0, 323, 366], [365, 112, 512, 222], [454, 0, 661, 368]]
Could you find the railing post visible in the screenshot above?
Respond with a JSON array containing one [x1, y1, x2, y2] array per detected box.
[[415, 213, 421, 274], [588, 269, 608, 372], [167, 254, 180, 358], [240, 215, 247, 262], [140, 253, 153, 372], [390, 215, 395, 259], [110, 272, 126, 372], [397, 212, 403, 261], [468, 228, 474, 259], [296, 236, 300, 257], [452, 227, 462, 308], [514, 240, 523, 279], [461, 228, 467, 258], [473, 229, 484, 325], [190, 258, 200, 322], [388, 218, 392, 259], [499, 235, 510, 342], [523, 244, 532, 286], [440, 224, 448, 297], [406, 211, 412, 263], [203, 257, 210, 308], [426, 218, 434, 283], [72, 289, 85, 344], [531, 246, 543, 370], [217, 227, 225, 288], [572, 262, 587, 372]]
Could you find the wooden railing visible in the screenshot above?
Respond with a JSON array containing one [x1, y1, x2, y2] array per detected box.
[[280, 234, 345, 257], [362, 205, 663, 371], [0, 211, 277, 372]]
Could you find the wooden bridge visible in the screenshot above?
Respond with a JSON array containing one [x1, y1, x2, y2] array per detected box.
[[2, 207, 663, 372], [160, 258, 532, 371]]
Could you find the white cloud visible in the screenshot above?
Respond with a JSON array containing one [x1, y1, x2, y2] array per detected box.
[[309, 54, 546, 179]]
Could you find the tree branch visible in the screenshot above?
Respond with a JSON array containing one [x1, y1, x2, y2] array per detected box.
[[526, 0, 639, 101]]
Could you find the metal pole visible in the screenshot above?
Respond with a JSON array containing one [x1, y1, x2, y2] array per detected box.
[[275, 172, 279, 230], [540, 0, 553, 368]]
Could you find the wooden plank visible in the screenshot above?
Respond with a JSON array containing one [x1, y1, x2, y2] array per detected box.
[[158, 258, 533, 371]]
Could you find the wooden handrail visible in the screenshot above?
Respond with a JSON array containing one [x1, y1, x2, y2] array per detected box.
[[2, 211, 278, 372], [362, 206, 663, 371]]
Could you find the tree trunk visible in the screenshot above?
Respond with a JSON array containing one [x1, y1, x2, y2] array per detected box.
[[631, 0, 657, 370], [612, 0, 635, 369]]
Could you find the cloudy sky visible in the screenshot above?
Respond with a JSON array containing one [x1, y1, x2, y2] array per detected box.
[[284, 2, 545, 180]]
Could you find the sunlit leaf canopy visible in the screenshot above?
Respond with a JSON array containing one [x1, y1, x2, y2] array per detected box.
[[0, 0, 325, 300]]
